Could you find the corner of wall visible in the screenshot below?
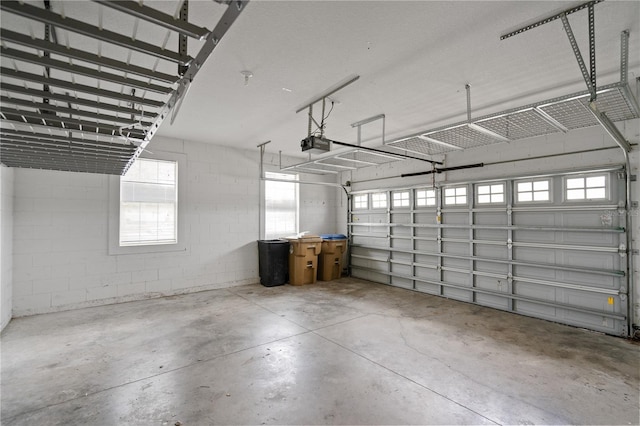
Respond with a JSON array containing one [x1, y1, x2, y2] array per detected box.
[[1, 165, 14, 332]]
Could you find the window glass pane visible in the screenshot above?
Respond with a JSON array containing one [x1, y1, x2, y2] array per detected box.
[[586, 187, 606, 199], [567, 188, 585, 200], [265, 172, 298, 239], [457, 187, 467, 196], [518, 192, 533, 202], [566, 178, 584, 189], [533, 180, 548, 191], [518, 182, 532, 192], [456, 195, 466, 204], [372, 193, 387, 208], [491, 184, 503, 194], [478, 194, 491, 204], [492, 193, 504, 203], [586, 176, 605, 187], [533, 191, 549, 201], [444, 188, 456, 197], [120, 159, 177, 246], [477, 185, 490, 195], [444, 196, 455, 205]]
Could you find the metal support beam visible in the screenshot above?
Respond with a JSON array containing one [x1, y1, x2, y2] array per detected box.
[[0, 67, 165, 108], [588, 101, 631, 152], [532, 107, 569, 133], [0, 83, 155, 118], [0, 29, 178, 84], [1, 47, 172, 94], [500, 0, 603, 40], [588, 5, 596, 92], [92, 0, 209, 40], [561, 14, 596, 100], [295, 75, 360, 113], [0, 107, 139, 134], [0, 96, 153, 127], [621, 30, 629, 84], [0, 129, 134, 151], [0, 1, 192, 65], [178, 1, 189, 76], [128, 0, 250, 172], [330, 140, 442, 165], [1, 113, 145, 139]]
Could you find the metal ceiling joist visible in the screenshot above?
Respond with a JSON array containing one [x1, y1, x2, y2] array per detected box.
[[0, 29, 178, 84], [0, 67, 165, 108], [0, 108, 141, 136], [0, 0, 248, 175], [0, 129, 133, 151], [0, 1, 192, 65], [1, 83, 154, 118], [1, 47, 173, 94], [129, 0, 250, 171], [0, 97, 153, 128], [92, 0, 210, 40]]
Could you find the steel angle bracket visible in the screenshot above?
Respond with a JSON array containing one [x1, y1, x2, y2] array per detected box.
[[124, 0, 250, 174], [500, 1, 603, 101]]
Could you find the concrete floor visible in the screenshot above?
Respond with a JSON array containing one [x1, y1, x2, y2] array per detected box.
[[1, 277, 638, 425]]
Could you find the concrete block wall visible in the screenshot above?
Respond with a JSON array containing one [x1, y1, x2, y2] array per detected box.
[[339, 119, 640, 329], [1, 165, 14, 331], [11, 136, 338, 317]]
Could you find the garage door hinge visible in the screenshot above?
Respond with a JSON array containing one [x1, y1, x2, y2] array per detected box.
[[631, 175, 637, 182], [632, 249, 639, 255]]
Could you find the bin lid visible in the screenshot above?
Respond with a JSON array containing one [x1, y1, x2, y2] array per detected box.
[[320, 234, 347, 240], [258, 239, 289, 244]]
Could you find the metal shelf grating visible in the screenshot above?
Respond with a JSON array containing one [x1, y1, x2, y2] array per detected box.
[[0, 0, 248, 175], [386, 136, 456, 156]]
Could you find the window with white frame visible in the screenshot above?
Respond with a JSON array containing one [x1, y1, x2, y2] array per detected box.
[[416, 189, 436, 207], [392, 191, 410, 208], [371, 192, 387, 209], [264, 172, 298, 239], [517, 179, 550, 202], [566, 175, 607, 200], [477, 183, 505, 204], [444, 186, 467, 205], [353, 194, 368, 210], [120, 158, 178, 246]]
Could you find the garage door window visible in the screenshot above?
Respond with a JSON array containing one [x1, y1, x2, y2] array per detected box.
[[353, 194, 368, 210], [372, 192, 388, 209], [476, 183, 504, 204], [566, 175, 607, 200], [416, 189, 436, 207], [517, 179, 550, 202], [392, 191, 410, 208], [444, 186, 467, 205]]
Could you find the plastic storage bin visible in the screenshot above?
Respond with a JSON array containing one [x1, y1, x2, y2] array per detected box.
[[288, 236, 322, 285], [318, 238, 347, 281], [257, 239, 290, 287]]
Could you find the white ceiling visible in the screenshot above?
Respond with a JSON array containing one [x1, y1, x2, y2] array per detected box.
[[157, 0, 640, 160]]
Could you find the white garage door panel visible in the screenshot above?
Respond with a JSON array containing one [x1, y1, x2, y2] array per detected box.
[[349, 167, 630, 336], [476, 293, 510, 310]]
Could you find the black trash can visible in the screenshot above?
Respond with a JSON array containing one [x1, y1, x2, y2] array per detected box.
[[257, 239, 290, 287]]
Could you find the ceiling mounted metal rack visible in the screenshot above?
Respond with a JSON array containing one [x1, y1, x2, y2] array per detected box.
[[0, 0, 249, 175]]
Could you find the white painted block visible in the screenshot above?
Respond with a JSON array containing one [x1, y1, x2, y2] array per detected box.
[[86, 285, 117, 301], [32, 277, 69, 294], [12, 281, 33, 297], [13, 293, 51, 313], [132, 269, 159, 282], [52, 289, 86, 306], [116, 281, 146, 297], [145, 279, 172, 294]]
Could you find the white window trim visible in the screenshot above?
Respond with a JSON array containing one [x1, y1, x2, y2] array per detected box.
[[415, 188, 437, 207], [515, 178, 552, 204], [108, 150, 188, 256], [371, 192, 388, 209], [353, 194, 368, 210], [443, 185, 468, 206], [563, 173, 610, 202], [392, 191, 410, 208], [263, 171, 299, 240], [476, 182, 506, 205]]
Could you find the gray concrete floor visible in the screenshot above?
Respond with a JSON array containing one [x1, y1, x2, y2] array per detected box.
[[1, 277, 639, 425]]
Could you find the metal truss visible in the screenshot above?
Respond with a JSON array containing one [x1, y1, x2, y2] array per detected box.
[[0, 0, 249, 175]]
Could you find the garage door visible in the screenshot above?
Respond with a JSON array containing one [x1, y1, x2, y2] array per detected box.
[[349, 166, 629, 336]]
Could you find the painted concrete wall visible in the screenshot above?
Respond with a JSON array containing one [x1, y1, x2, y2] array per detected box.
[[12, 137, 338, 317], [339, 119, 640, 329], [1, 165, 14, 331]]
